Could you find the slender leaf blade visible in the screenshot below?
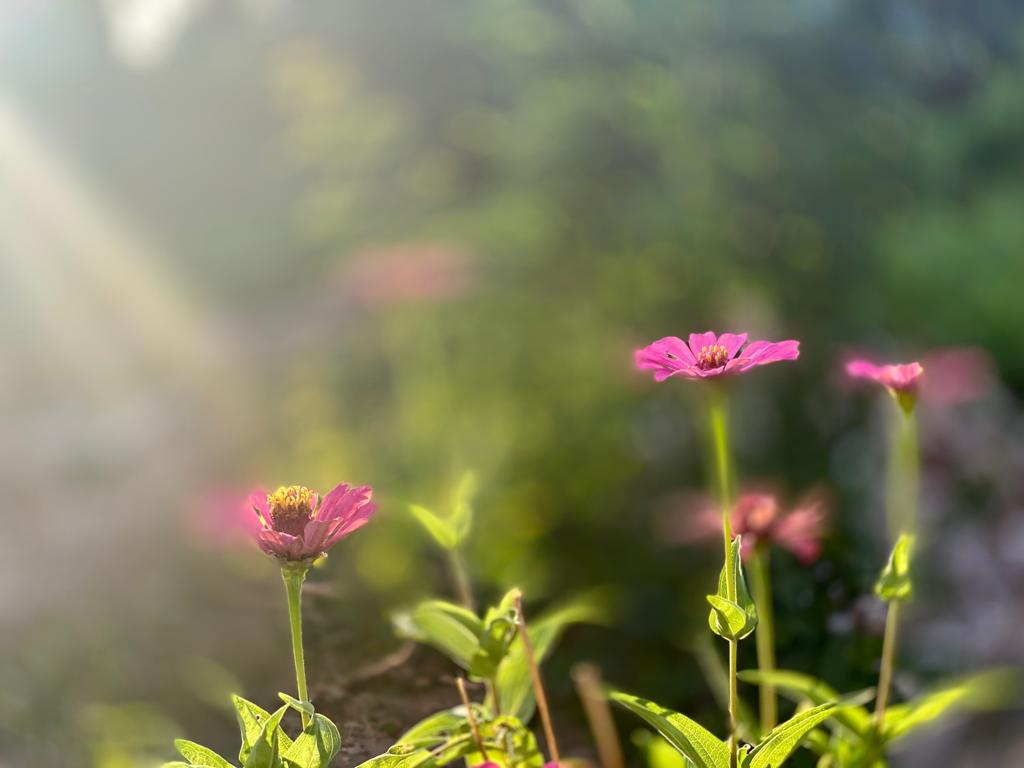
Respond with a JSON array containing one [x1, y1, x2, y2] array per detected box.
[[609, 690, 729, 768], [747, 702, 835, 768]]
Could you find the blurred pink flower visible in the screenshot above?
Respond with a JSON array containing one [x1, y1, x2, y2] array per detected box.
[[189, 488, 264, 549], [846, 359, 923, 393], [658, 491, 827, 564], [635, 332, 799, 382], [338, 243, 476, 306], [920, 347, 994, 406], [250, 483, 376, 562]]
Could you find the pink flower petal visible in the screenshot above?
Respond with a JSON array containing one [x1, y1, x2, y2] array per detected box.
[[317, 483, 374, 523], [687, 331, 719, 359], [846, 358, 923, 392], [634, 336, 699, 381], [249, 488, 271, 530], [258, 529, 301, 559], [716, 332, 749, 359], [738, 339, 801, 369]]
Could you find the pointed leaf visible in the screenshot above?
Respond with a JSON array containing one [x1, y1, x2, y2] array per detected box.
[[408, 504, 458, 550], [234, 695, 293, 764], [882, 670, 1015, 742], [243, 705, 288, 768], [737, 669, 872, 736], [396, 600, 483, 671], [746, 702, 835, 768], [609, 689, 729, 768], [875, 534, 914, 603], [175, 739, 233, 768]]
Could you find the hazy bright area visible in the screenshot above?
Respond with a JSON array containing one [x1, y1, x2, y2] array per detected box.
[[2, 1, 1024, 766]]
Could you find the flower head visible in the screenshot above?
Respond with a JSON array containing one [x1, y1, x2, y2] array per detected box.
[[846, 358, 923, 411], [250, 482, 375, 562], [659, 490, 826, 564], [635, 332, 799, 382]]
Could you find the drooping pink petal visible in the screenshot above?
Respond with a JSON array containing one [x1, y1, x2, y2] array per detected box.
[[300, 519, 339, 557], [324, 502, 376, 544], [687, 331, 719, 359], [737, 339, 801, 370], [258, 529, 302, 560], [634, 336, 699, 381], [317, 483, 373, 523]]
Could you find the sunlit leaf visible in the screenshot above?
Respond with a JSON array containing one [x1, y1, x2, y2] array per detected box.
[[233, 695, 293, 765], [874, 534, 914, 603], [737, 669, 872, 736], [243, 705, 288, 768], [744, 702, 835, 768], [174, 739, 233, 768], [609, 689, 729, 768], [408, 504, 458, 550], [396, 600, 483, 671], [282, 712, 342, 768], [278, 692, 315, 717]]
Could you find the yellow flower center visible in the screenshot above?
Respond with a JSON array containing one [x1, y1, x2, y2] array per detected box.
[[267, 485, 316, 535], [697, 344, 730, 370]]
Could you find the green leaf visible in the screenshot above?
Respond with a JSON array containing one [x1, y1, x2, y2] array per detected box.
[[408, 504, 458, 550], [278, 692, 315, 718], [353, 749, 434, 768], [745, 702, 835, 768], [634, 733, 690, 768], [175, 739, 234, 768], [494, 594, 606, 720], [396, 707, 469, 745], [737, 669, 872, 736], [874, 534, 914, 603], [882, 670, 1015, 742], [609, 689, 729, 768], [233, 695, 293, 765], [397, 600, 483, 671], [470, 588, 520, 679], [243, 704, 288, 768], [708, 537, 758, 641], [162, 763, 194, 768], [449, 470, 477, 545], [283, 713, 342, 768]]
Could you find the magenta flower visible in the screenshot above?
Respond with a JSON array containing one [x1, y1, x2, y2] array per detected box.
[[659, 491, 827, 564], [846, 359, 923, 393], [250, 483, 375, 562], [635, 332, 799, 382]]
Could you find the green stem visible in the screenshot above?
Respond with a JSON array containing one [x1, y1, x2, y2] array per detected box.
[[708, 388, 736, 597], [886, 408, 919, 538], [874, 600, 900, 726], [282, 564, 312, 729], [728, 640, 739, 767], [708, 386, 738, 767], [749, 547, 777, 733], [448, 546, 475, 612]]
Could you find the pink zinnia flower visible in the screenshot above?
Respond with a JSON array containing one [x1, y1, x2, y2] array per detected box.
[[635, 332, 799, 381], [659, 491, 827, 564], [846, 358, 923, 411], [250, 483, 375, 562]]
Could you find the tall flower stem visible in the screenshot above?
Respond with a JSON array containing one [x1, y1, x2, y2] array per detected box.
[[874, 600, 900, 724], [282, 564, 312, 730], [748, 547, 777, 733], [707, 386, 738, 767], [876, 404, 918, 728]]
